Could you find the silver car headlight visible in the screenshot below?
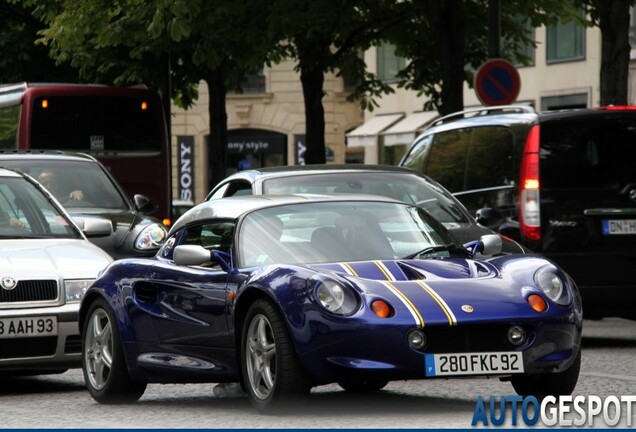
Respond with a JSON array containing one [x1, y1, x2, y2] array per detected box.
[[535, 267, 567, 305], [65, 279, 94, 303], [135, 223, 167, 251], [314, 279, 358, 316]]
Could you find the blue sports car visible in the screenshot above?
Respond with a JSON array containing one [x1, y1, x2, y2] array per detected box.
[[79, 194, 582, 412]]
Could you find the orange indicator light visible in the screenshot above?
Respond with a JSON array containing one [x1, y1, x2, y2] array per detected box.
[[371, 300, 393, 318], [527, 294, 547, 313], [141, 101, 148, 110], [41, 99, 49, 109]]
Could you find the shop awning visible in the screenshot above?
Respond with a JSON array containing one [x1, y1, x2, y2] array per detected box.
[[346, 113, 404, 148], [382, 111, 439, 147]]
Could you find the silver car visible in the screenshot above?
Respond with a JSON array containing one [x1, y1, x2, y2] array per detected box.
[[0, 168, 112, 375]]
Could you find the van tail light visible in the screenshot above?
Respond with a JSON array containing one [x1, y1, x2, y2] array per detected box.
[[519, 125, 541, 241]]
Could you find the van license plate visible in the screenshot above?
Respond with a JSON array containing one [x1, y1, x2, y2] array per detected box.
[[602, 220, 636, 235], [0, 316, 57, 339], [425, 352, 524, 377]]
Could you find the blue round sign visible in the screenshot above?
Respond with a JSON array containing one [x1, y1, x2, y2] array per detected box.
[[474, 59, 521, 106]]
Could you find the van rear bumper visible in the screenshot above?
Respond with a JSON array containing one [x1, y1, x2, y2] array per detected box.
[[576, 285, 636, 320]]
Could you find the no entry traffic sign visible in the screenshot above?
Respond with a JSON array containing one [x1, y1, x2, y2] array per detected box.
[[474, 59, 521, 106]]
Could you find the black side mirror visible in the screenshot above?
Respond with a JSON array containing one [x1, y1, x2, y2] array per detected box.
[[475, 208, 505, 230], [133, 194, 158, 214]]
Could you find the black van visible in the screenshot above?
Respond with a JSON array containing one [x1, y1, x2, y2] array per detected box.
[[400, 105, 636, 319]]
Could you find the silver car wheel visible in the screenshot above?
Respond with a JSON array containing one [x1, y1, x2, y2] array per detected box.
[[245, 313, 277, 400], [84, 308, 113, 391]]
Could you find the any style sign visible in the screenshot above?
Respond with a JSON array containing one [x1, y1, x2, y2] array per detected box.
[[474, 58, 521, 106]]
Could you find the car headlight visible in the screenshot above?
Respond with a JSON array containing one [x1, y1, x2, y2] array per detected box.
[[314, 279, 358, 316], [535, 267, 567, 305], [65, 279, 94, 303], [135, 223, 168, 251]]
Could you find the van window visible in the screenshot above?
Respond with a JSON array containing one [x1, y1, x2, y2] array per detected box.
[[401, 135, 432, 173], [465, 127, 515, 191], [425, 129, 471, 192], [540, 116, 636, 189]]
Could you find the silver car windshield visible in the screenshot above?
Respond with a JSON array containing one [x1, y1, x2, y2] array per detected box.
[[237, 201, 461, 266], [0, 177, 80, 239], [262, 172, 469, 223]]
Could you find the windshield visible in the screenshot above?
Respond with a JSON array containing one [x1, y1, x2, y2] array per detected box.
[[0, 160, 128, 211], [262, 172, 469, 223], [237, 201, 462, 267], [0, 176, 81, 239]]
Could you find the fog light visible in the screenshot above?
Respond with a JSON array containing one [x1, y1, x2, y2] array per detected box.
[[408, 329, 427, 350], [507, 325, 527, 346]]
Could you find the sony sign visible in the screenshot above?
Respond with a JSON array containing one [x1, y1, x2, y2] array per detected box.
[[177, 136, 195, 202]]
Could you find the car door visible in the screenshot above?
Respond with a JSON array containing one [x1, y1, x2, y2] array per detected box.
[[138, 220, 238, 349]]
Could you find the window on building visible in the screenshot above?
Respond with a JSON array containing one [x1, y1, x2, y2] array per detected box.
[[240, 68, 266, 93], [506, 18, 535, 67], [546, 13, 585, 63], [376, 43, 405, 83], [630, 5, 636, 58]]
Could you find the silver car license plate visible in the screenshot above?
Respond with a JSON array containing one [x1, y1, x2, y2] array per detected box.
[[0, 316, 58, 339]]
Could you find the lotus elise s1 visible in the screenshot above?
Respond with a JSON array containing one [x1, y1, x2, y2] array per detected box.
[[78, 194, 582, 411]]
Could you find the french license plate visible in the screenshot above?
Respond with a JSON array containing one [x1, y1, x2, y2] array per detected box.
[[425, 351, 523, 377], [0, 316, 57, 339], [602, 219, 636, 235]]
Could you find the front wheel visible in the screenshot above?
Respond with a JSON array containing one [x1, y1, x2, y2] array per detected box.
[[82, 298, 146, 404], [240, 299, 310, 412], [511, 350, 581, 399]]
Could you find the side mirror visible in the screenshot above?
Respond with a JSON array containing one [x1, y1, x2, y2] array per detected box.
[[174, 245, 213, 266], [73, 217, 112, 237], [133, 194, 158, 214], [475, 208, 505, 230], [173, 245, 233, 272], [465, 234, 503, 257]]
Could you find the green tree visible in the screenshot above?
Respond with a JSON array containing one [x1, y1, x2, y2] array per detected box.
[[32, 0, 279, 188], [264, 0, 405, 163], [390, 0, 587, 115], [580, 0, 632, 105], [0, 1, 77, 83]]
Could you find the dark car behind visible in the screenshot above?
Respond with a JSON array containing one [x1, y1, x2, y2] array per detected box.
[[400, 105, 636, 318]]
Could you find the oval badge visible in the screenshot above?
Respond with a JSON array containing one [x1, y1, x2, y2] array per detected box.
[[461, 304, 474, 313], [1, 276, 17, 291]]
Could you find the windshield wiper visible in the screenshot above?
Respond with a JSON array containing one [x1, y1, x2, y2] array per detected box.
[[402, 243, 468, 259]]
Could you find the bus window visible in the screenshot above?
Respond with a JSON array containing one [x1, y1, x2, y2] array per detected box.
[[0, 83, 171, 224]]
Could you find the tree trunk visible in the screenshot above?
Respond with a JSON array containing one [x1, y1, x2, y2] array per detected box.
[[300, 63, 326, 164], [205, 70, 228, 189], [599, 0, 631, 106], [427, 0, 465, 116]]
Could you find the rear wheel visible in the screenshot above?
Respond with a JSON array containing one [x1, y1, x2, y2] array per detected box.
[[82, 298, 146, 403], [338, 379, 388, 392], [511, 350, 581, 399], [240, 299, 310, 412]]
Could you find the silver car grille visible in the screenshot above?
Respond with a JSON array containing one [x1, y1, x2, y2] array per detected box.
[[0, 280, 58, 303]]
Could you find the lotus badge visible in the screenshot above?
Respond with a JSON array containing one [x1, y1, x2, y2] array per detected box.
[[461, 304, 474, 313]]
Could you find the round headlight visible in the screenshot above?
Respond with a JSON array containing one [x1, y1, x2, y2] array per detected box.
[[535, 267, 565, 304], [135, 223, 168, 250], [315, 280, 357, 316]]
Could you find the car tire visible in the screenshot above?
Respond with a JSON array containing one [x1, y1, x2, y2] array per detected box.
[[511, 350, 581, 399], [338, 379, 388, 392], [240, 298, 310, 412], [82, 298, 146, 404]]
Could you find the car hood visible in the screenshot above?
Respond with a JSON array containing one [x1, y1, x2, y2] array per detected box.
[[308, 257, 552, 323], [0, 239, 112, 279]]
